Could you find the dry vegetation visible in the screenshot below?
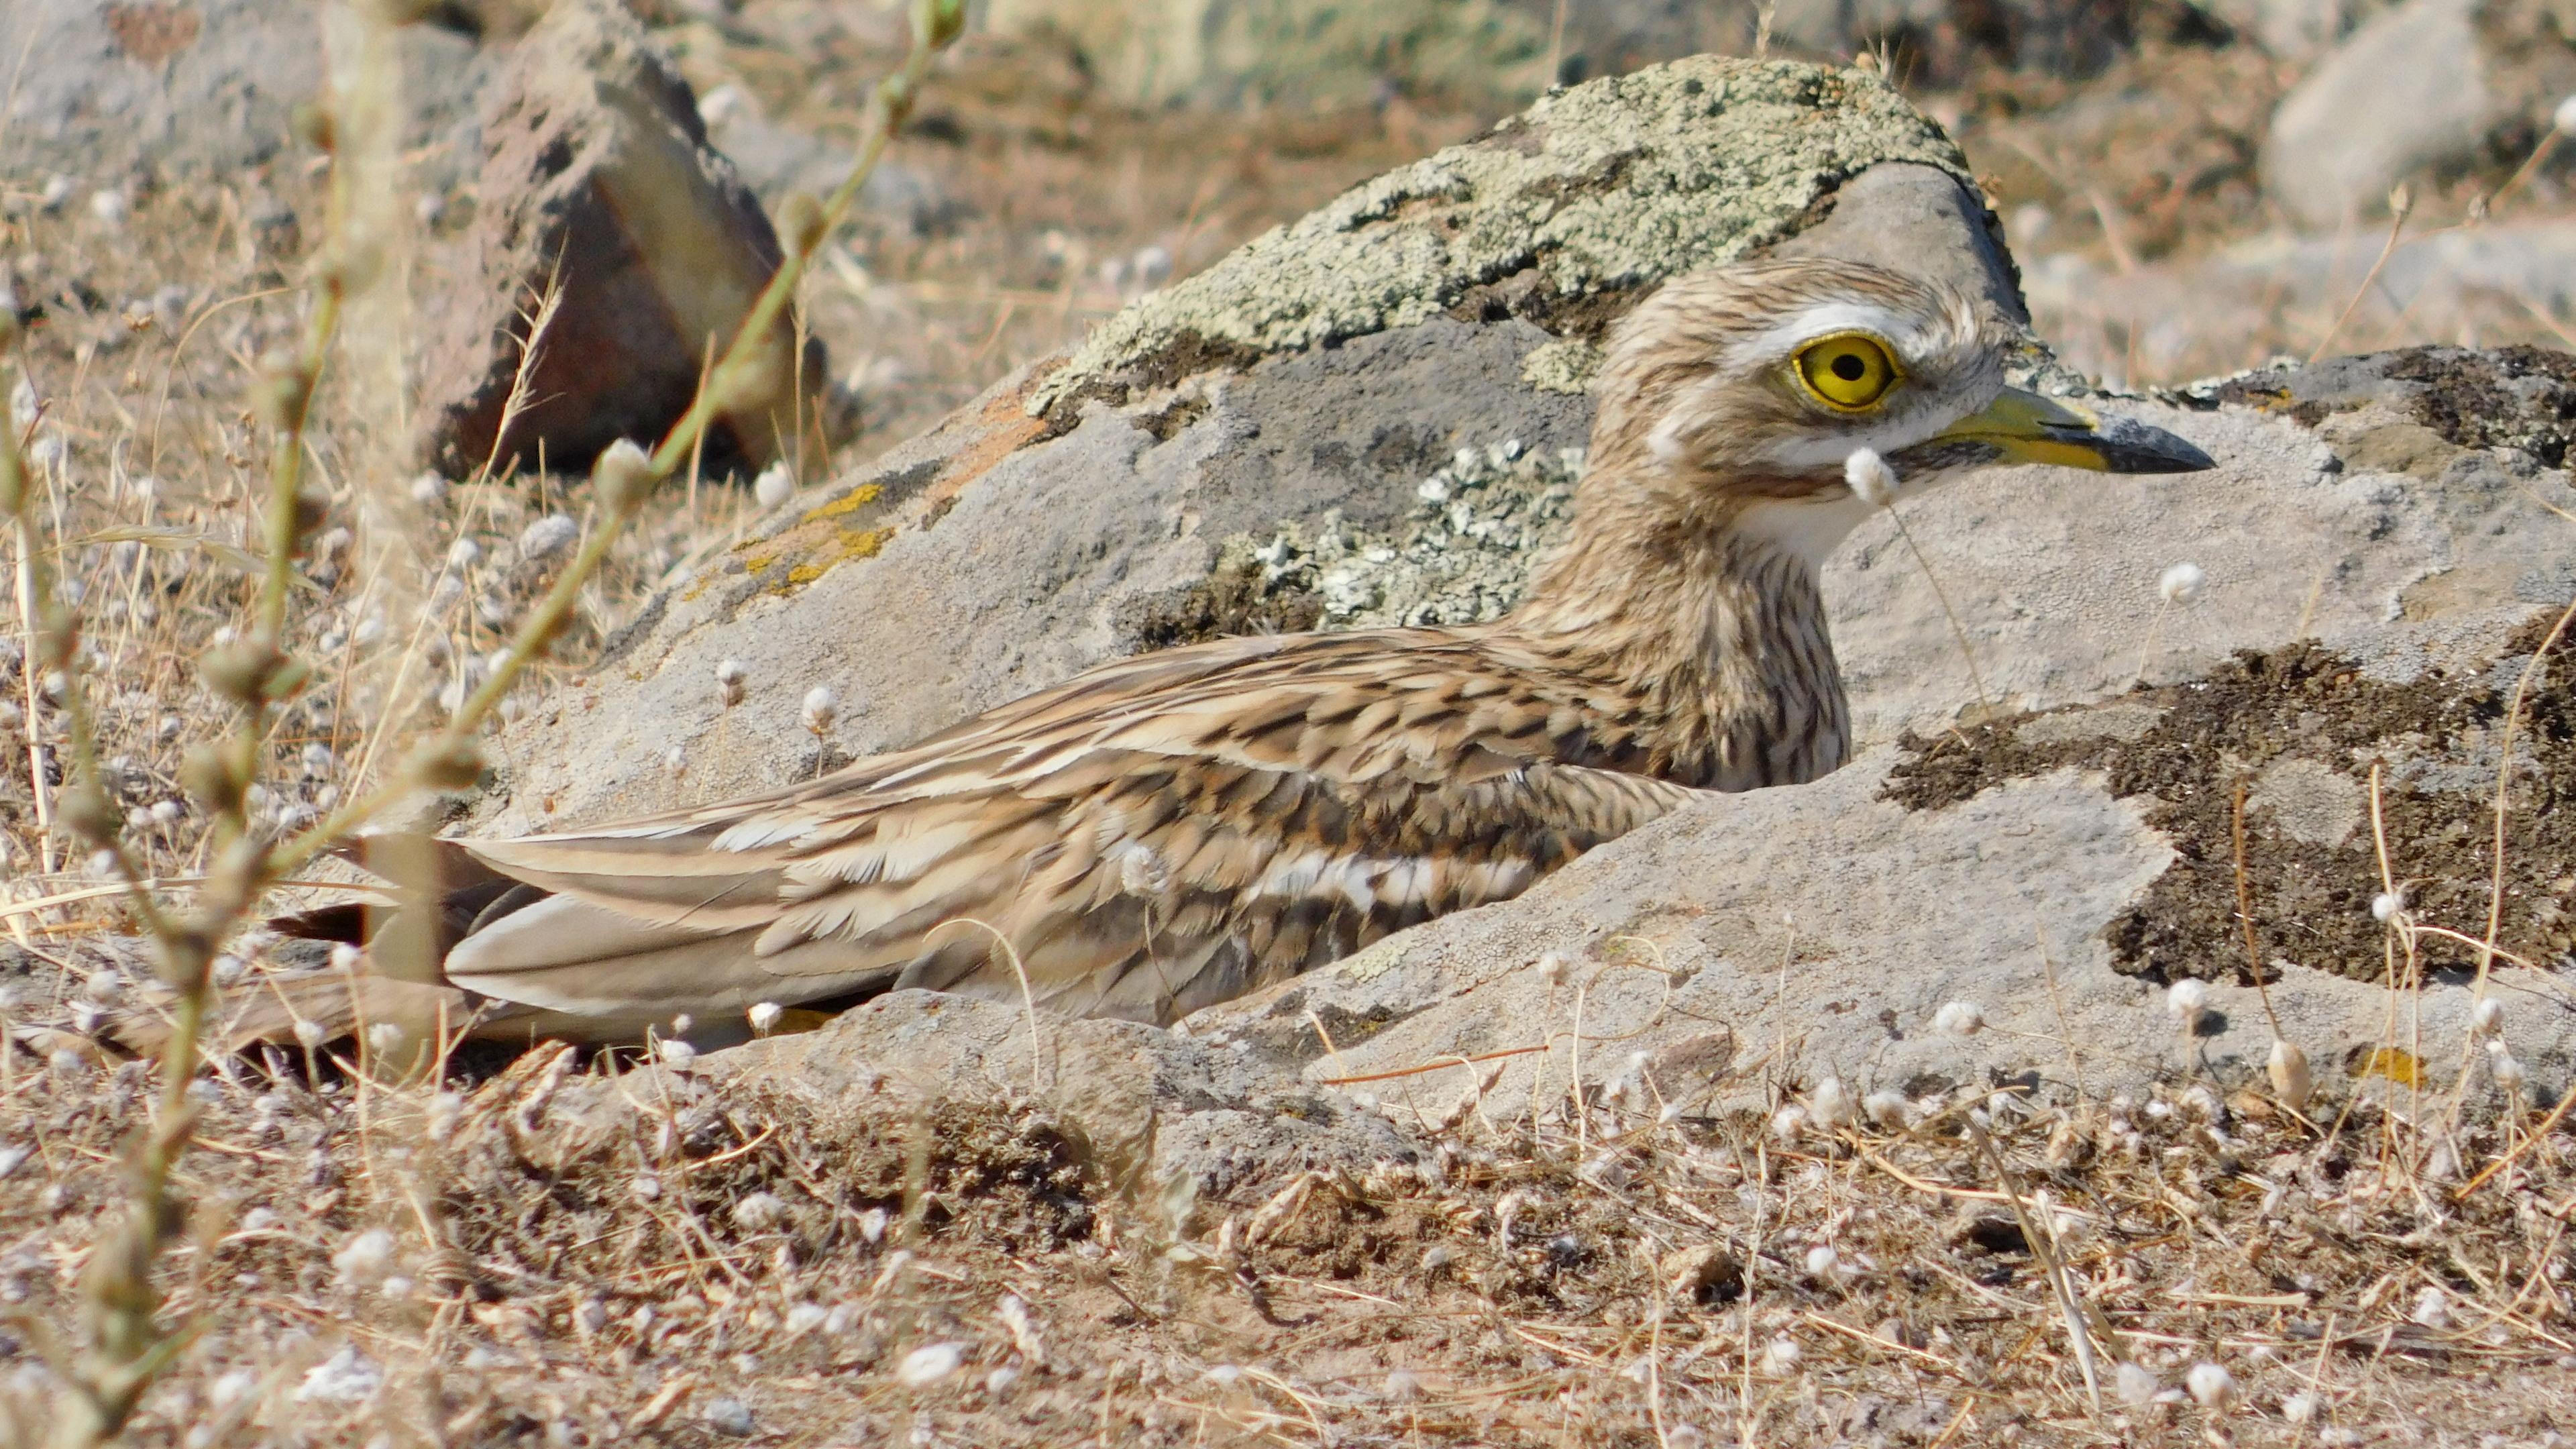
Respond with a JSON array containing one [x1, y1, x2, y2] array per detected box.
[[4, 1, 2576, 1444]]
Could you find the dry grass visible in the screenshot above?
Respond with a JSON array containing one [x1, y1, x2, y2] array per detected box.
[[2, 1016, 2574, 1445], [5, 3, 2576, 1444]]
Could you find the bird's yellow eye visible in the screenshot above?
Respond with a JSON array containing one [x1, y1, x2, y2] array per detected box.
[[1792, 333, 1901, 411]]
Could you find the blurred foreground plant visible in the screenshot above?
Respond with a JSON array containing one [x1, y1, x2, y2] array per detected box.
[[7, 0, 963, 1439]]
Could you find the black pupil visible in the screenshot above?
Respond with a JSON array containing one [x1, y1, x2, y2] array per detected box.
[[1830, 353, 1868, 382]]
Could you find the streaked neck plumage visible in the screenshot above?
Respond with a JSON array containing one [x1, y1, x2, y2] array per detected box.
[[1501, 433, 1859, 794]]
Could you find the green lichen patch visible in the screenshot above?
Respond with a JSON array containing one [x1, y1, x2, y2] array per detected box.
[[1189, 439, 1587, 650], [1032, 57, 1971, 415]]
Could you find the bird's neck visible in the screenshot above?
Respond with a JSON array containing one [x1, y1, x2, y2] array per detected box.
[[1503, 466, 1858, 792]]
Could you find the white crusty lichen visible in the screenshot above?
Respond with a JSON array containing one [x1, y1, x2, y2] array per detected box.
[[1029, 56, 1971, 414], [1230, 439, 1585, 630]]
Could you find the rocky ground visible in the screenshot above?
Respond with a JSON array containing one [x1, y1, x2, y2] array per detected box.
[[5, 0, 2576, 1444]]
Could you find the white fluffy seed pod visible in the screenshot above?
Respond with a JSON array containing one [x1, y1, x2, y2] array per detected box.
[[2184, 1362, 2237, 1410], [366, 1022, 405, 1058], [292, 1018, 329, 1048], [748, 1002, 784, 1035], [2166, 979, 2208, 1034], [1536, 951, 1569, 987], [1932, 1000, 1984, 1037], [2488, 1040, 2528, 1097], [518, 513, 579, 562], [1843, 447, 1898, 509], [1809, 1077, 1856, 1130], [2282, 1391, 2320, 1424], [665, 746, 688, 778], [802, 686, 837, 735], [657, 1038, 697, 1067], [2159, 561, 2206, 605], [1760, 1336, 1802, 1376], [714, 658, 748, 708], [2411, 1287, 2451, 1328], [2557, 93, 2576, 135], [896, 1342, 965, 1389], [1803, 1244, 1839, 1279], [1863, 1090, 1911, 1130], [2114, 1361, 2161, 1406], [2371, 890, 2403, 922], [2471, 996, 2504, 1036], [1770, 1105, 1809, 1144], [1118, 842, 1173, 898], [2267, 1039, 2313, 1112], [331, 1228, 396, 1287], [753, 461, 795, 510]]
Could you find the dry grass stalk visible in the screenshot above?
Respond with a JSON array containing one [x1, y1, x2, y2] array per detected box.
[[3, 1, 968, 1438]]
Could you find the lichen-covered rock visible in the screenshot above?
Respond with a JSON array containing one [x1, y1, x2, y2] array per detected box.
[[1032, 61, 1986, 415], [476, 56, 2020, 834], [413, 0, 823, 480]]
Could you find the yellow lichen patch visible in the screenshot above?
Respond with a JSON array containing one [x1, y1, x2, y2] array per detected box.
[[775, 525, 894, 592], [800, 482, 884, 524], [2356, 1047, 2424, 1087]]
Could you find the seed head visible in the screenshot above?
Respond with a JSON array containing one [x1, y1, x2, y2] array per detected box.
[[591, 438, 655, 517], [1760, 1336, 1801, 1375], [1770, 1104, 1809, 1143], [2158, 561, 2206, 605], [1932, 1000, 1984, 1037], [2184, 1362, 2237, 1410], [748, 1001, 784, 1034], [753, 460, 796, 510], [1118, 841, 1172, 898], [776, 193, 827, 258], [2557, 94, 2576, 136], [2282, 1391, 2320, 1424], [1863, 1090, 1910, 1129], [2371, 890, 2403, 921], [2487, 1040, 2528, 1097], [1843, 447, 1899, 509], [664, 746, 688, 778], [366, 1022, 405, 1058], [1536, 951, 1569, 987], [896, 1341, 965, 1388], [657, 1038, 697, 1067], [1808, 1077, 1855, 1130], [715, 658, 748, 708], [292, 1018, 329, 1048], [1802, 1243, 1839, 1279], [518, 513, 579, 562], [2165, 978, 2208, 1032], [2471, 996, 2504, 1036], [2114, 1361, 2161, 1406], [331, 1227, 396, 1287], [802, 685, 837, 735], [2267, 1038, 2313, 1112]]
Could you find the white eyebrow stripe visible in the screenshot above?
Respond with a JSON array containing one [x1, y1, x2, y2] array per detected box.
[[1720, 302, 1930, 372]]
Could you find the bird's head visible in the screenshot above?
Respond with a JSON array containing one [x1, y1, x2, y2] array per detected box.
[[1587, 258, 2212, 564]]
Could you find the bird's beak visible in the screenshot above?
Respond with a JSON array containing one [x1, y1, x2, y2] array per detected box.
[[1931, 387, 2216, 473]]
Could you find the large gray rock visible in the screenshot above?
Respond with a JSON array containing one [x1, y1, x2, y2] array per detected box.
[[2259, 0, 2576, 230], [476, 56, 2012, 833], [0, 0, 502, 194], [708, 990, 1421, 1196], [2260, 0, 2506, 228]]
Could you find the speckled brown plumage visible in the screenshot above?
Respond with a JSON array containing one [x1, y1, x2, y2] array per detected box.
[[175, 259, 2214, 1051]]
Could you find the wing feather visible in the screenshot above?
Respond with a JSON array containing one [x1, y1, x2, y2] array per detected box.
[[409, 627, 1699, 1031]]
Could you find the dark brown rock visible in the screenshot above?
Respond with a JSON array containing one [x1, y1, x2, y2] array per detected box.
[[415, 0, 823, 480]]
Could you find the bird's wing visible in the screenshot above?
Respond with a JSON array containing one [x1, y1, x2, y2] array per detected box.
[[440, 629, 1698, 1028]]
